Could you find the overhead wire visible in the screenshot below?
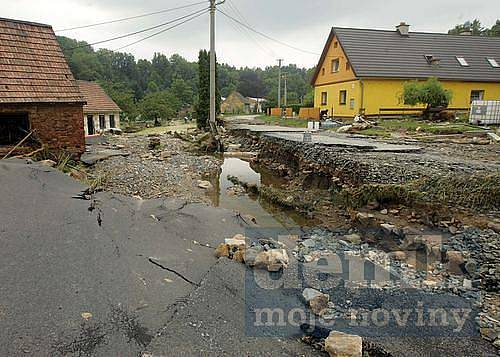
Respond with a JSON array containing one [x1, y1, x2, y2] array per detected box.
[[223, 1, 276, 59], [55, 1, 207, 32], [113, 9, 208, 51], [63, 7, 209, 51], [217, 9, 320, 56]]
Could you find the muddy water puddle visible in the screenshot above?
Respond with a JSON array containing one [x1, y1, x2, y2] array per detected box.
[[205, 155, 449, 272], [206, 155, 319, 231]]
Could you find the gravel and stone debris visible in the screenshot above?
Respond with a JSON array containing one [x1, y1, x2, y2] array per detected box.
[[87, 133, 221, 203]]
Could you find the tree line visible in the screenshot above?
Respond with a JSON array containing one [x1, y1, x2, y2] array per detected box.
[[448, 19, 500, 36], [58, 20, 497, 125], [58, 36, 315, 124]]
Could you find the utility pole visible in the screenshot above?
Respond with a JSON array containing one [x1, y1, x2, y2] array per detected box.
[[282, 72, 288, 108], [277, 59, 283, 112], [209, 0, 225, 140], [209, 0, 217, 133]]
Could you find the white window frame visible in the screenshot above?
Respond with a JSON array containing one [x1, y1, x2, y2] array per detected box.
[[456, 56, 469, 67], [339, 90, 347, 105], [487, 58, 499, 68], [470, 90, 484, 103], [321, 92, 328, 105], [331, 58, 340, 73]]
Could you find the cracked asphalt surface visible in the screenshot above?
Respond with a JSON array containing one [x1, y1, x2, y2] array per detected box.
[[0, 159, 247, 355], [0, 159, 497, 356]]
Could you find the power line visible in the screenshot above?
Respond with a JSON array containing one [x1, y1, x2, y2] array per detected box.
[[113, 10, 208, 51], [64, 7, 209, 51], [217, 9, 320, 56], [223, 1, 276, 58], [55, 1, 207, 32]]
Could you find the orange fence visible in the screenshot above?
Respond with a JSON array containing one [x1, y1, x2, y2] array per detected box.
[[298, 107, 320, 120], [269, 108, 293, 117]]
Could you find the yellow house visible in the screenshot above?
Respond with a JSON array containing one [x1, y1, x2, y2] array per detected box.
[[311, 23, 500, 118]]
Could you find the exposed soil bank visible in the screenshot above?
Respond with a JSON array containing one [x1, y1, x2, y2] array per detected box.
[[223, 126, 500, 352], [230, 131, 500, 214]]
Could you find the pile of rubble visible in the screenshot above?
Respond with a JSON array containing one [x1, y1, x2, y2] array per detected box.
[[214, 234, 289, 272], [87, 133, 221, 202], [293, 225, 500, 350], [337, 115, 377, 133]]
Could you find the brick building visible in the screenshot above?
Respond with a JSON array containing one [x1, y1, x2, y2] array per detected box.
[[77, 80, 121, 136], [0, 18, 85, 156]]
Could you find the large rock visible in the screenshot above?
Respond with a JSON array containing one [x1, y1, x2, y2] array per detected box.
[[254, 249, 289, 272], [215, 234, 247, 260], [225, 234, 246, 249], [198, 180, 213, 190], [302, 288, 329, 315], [324, 331, 363, 357], [355, 212, 376, 226], [244, 246, 262, 267], [214, 243, 230, 258], [446, 251, 465, 275]]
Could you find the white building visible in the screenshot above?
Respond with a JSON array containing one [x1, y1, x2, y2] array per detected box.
[[77, 81, 121, 136]]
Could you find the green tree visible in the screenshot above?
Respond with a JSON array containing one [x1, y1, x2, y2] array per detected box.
[[402, 78, 453, 117], [196, 50, 210, 129], [487, 20, 500, 36], [448, 19, 485, 35], [171, 77, 194, 106], [237, 69, 266, 97], [448, 19, 500, 36], [140, 91, 175, 125], [195, 50, 221, 130], [57, 35, 315, 123], [100, 81, 138, 120]]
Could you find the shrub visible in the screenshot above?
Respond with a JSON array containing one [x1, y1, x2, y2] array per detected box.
[[402, 78, 453, 111]]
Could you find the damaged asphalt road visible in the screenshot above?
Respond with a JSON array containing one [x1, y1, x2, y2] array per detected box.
[[0, 159, 250, 356], [1, 158, 497, 356]]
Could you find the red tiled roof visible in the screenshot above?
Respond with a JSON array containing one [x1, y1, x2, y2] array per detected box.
[[0, 18, 85, 104], [76, 81, 121, 113]]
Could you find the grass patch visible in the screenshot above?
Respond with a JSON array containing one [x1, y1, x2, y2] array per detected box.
[[259, 186, 312, 211], [131, 121, 196, 136], [256, 115, 308, 128], [359, 118, 482, 137], [333, 173, 500, 211]]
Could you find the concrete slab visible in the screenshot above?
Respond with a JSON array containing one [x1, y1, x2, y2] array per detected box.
[[231, 124, 315, 133], [81, 148, 130, 165], [265, 132, 422, 153]]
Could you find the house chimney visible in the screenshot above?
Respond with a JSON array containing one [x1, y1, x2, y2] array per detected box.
[[396, 22, 410, 36]]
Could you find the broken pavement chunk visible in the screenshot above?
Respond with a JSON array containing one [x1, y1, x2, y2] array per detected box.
[[324, 330, 362, 357]]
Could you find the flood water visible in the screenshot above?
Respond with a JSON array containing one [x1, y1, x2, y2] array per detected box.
[[207, 155, 319, 231], [206, 155, 447, 270]]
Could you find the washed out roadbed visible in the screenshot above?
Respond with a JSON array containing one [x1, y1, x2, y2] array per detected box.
[[85, 133, 221, 203]]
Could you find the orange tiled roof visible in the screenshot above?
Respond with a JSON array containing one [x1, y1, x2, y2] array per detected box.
[[0, 17, 85, 104], [76, 80, 121, 113]]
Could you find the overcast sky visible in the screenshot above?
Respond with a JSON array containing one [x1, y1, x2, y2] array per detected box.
[[2, 0, 500, 68]]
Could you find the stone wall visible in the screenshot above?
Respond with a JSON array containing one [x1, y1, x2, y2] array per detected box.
[[0, 103, 85, 157]]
